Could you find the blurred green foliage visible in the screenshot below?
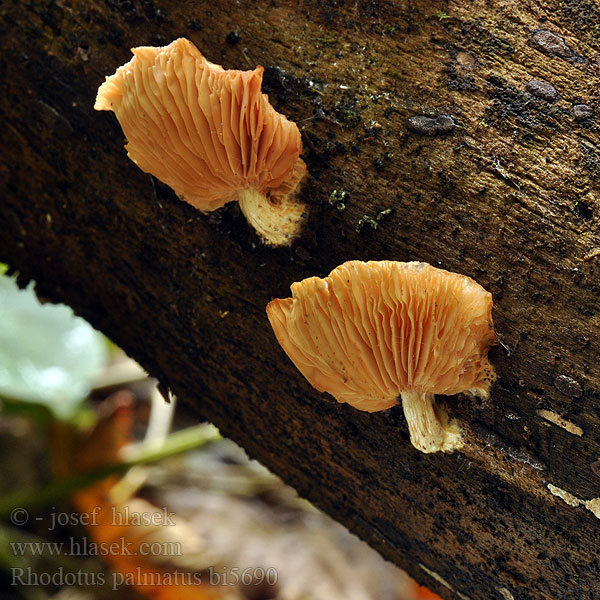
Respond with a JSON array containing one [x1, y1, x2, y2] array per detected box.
[[0, 268, 108, 421]]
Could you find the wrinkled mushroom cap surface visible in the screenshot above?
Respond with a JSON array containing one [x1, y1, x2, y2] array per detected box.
[[95, 38, 303, 211], [267, 261, 497, 412]]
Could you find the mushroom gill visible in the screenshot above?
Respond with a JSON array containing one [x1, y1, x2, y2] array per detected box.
[[266, 260, 497, 453], [95, 38, 307, 246]]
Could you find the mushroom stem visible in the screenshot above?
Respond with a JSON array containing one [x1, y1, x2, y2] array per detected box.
[[238, 188, 306, 247], [400, 391, 463, 453], [237, 156, 307, 246]]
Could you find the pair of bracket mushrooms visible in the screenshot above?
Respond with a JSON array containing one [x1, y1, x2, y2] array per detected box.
[[96, 38, 497, 454]]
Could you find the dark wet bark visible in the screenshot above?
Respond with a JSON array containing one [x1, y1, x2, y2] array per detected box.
[[1, 1, 600, 598]]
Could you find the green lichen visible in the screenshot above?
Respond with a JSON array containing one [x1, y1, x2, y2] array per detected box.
[[377, 208, 393, 221], [355, 208, 394, 233], [382, 24, 399, 36], [329, 189, 349, 211], [356, 215, 379, 233]]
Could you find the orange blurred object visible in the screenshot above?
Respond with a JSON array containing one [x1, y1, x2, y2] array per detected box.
[[61, 393, 231, 600], [413, 581, 444, 599]]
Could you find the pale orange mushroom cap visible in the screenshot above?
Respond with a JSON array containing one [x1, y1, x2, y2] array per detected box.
[[95, 38, 307, 245], [266, 261, 497, 453]]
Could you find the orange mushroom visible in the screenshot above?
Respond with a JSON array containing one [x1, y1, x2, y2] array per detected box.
[[95, 38, 307, 246], [267, 261, 497, 453]]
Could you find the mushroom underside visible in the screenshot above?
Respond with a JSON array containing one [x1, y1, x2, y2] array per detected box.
[[266, 260, 497, 454], [95, 38, 307, 246]]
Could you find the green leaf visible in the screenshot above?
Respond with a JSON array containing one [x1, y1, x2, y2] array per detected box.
[[0, 273, 108, 420]]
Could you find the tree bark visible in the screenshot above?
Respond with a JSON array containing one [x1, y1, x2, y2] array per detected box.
[[2, 1, 600, 598]]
